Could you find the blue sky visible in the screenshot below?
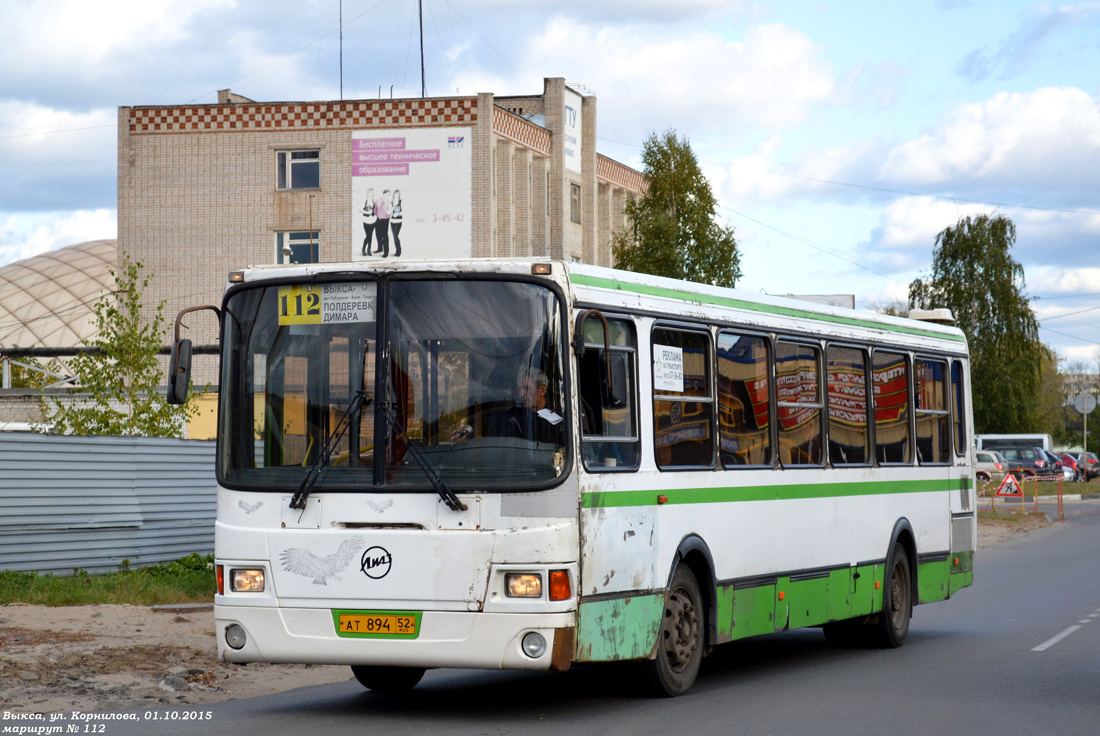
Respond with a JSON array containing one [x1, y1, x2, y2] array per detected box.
[[1, 0, 1098, 364]]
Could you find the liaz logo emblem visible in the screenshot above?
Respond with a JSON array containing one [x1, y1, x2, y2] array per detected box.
[[360, 546, 392, 579]]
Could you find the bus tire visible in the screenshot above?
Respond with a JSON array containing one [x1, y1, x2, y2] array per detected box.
[[823, 543, 912, 648], [350, 665, 426, 692], [643, 565, 704, 697], [874, 543, 912, 648]]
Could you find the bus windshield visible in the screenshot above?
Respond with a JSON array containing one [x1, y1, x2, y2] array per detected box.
[[218, 277, 568, 492]]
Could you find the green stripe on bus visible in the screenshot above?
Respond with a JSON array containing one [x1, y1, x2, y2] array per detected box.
[[569, 273, 966, 342], [581, 477, 971, 509]]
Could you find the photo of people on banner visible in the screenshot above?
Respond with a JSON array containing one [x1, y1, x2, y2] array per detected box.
[[351, 127, 472, 261], [360, 188, 403, 258]]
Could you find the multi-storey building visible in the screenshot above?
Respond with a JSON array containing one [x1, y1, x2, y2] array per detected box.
[[118, 77, 644, 370]]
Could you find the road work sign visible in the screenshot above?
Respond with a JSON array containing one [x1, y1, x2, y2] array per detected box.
[[995, 473, 1023, 497]]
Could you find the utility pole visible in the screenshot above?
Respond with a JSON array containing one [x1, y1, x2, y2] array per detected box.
[[339, 0, 344, 100], [419, 0, 426, 97]]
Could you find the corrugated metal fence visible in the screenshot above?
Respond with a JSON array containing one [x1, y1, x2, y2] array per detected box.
[[0, 433, 216, 574]]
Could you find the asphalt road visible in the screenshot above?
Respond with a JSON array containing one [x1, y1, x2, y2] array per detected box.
[[92, 501, 1100, 736]]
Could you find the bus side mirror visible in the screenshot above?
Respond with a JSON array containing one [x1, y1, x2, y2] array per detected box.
[[167, 338, 192, 405], [602, 353, 628, 409]]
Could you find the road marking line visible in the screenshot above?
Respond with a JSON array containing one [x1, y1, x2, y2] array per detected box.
[[1032, 625, 1083, 652], [1078, 620, 1092, 625]]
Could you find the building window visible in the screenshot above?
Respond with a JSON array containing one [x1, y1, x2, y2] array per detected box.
[[276, 231, 320, 264], [570, 183, 581, 223], [276, 150, 320, 190]]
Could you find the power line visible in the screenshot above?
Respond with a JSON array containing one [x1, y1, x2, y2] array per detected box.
[[1040, 304, 1100, 322], [0, 123, 115, 141], [723, 206, 907, 283]]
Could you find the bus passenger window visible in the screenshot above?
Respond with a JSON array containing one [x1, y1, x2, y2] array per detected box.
[[827, 346, 870, 465], [951, 360, 966, 456], [717, 333, 771, 467], [873, 351, 911, 464], [915, 359, 950, 464], [579, 318, 639, 470], [653, 327, 714, 469], [776, 341, 823, 465]]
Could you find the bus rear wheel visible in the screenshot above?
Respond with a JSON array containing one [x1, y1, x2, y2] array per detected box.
[[823, 543, 912, 648], [644, 565, 704, 697], [875, 543, 912, 647], [350, 665, 426, 693]]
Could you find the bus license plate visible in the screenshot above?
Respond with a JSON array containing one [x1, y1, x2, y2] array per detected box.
[[334, 611, 420, 639]]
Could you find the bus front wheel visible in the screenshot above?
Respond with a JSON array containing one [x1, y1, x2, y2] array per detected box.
[[644, 565, 704, 697], [350, 665, 426, 693]]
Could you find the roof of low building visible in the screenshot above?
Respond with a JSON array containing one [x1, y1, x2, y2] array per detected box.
[[0, 240, 117, 349]]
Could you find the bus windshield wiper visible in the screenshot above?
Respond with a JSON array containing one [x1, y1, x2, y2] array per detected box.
[[289, 390, 371, 510], [382, 404, 468, 512]]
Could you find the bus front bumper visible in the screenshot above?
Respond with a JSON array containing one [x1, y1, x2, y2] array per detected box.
[[215, 605, 575, 671]]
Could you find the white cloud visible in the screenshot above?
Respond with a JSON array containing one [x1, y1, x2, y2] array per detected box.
[[0, 209, 116, 267], [0, 101, 117, 212], [472, 0, 752, 22], [859, 281, 912, 312], [465, 19, 835, 140], [880, 87, 1100, 191], [1056, 344, 1100, 363], [0, 0, 230, 71], [1030, 267, 1100, 297]]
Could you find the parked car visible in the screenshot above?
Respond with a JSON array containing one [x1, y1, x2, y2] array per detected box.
[[1041, 450, 1073, 481], [990, 446, 1049, 478], [1057, 452, 1084, 481], [1077, 452, 1100, 481], [974, 450, 1008, 482]]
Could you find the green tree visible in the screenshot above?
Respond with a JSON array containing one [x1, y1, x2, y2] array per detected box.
[[908, 213, 1043, 433], [44, 255, 195, 437], [613, 130, 741, 288], [4, 354, 66, 390]]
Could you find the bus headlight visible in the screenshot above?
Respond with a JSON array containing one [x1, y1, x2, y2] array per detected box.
[[230, 568, 265, 593], [505, 573, 542, 598]]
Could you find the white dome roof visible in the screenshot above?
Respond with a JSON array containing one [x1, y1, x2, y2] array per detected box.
[[0, 240, 117, 349]]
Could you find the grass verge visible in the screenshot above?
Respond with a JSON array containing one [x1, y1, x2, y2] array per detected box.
[[0, 553, 215, 607], [977, 510, 1051, 534]]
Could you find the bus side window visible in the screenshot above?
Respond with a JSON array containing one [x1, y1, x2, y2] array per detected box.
[[776, 340, 824, 466], [652, 326, 714, 470], [717, 332, 772, 467], [827, 345, 870, 465], [951, 360, 966, 456], [580, 318, 639, 471], [873, 350, 911, 464], [915, 358, 950, 464]]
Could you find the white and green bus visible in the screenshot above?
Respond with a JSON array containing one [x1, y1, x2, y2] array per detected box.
[[169, 259, 975, 696]]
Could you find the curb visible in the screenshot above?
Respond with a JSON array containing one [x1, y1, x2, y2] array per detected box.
[[151, 602, 214, 613]]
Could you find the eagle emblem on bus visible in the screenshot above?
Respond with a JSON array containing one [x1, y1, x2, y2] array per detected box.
[[280, 537, 365, 585]]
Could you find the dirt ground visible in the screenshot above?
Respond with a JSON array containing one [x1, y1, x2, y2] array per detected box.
[[0, 514, 1050, 714]]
